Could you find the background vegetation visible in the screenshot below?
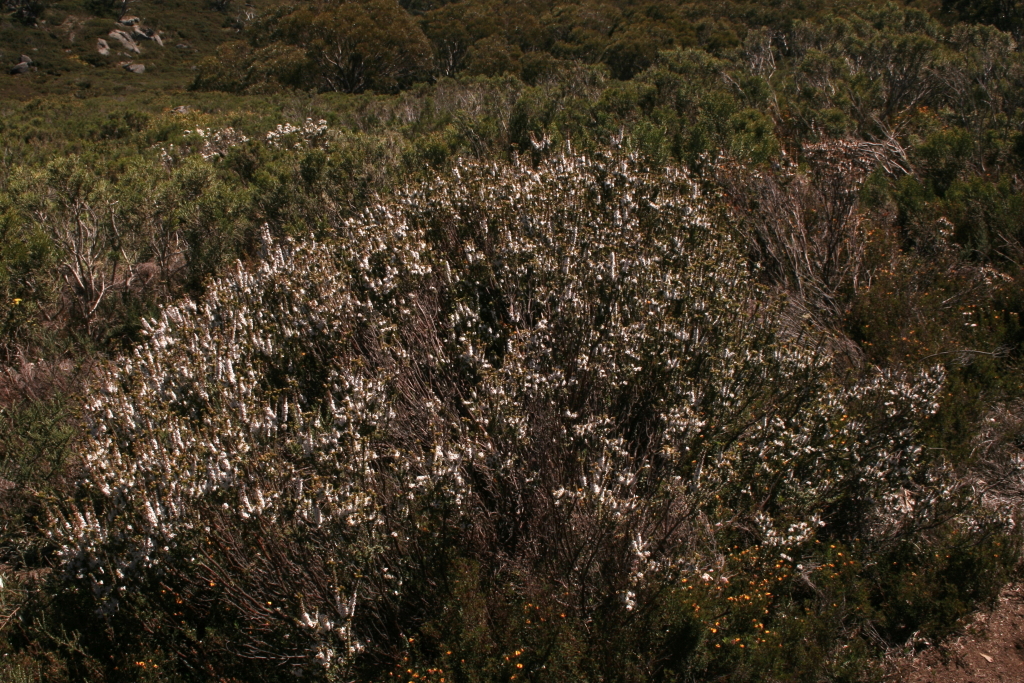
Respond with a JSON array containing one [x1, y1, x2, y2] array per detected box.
[[2, 0, 1024, 680]]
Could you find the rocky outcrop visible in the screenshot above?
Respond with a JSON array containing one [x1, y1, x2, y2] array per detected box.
[[122, 62, 145, 74], [10, 54, 32, 74], [130, 27, 164, 47], [108, 29, 141, 54], [97, 38, 111, 56]]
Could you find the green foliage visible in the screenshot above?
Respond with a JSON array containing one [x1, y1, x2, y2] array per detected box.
[[944, 176, 1024, 260], [82, 0, 126, 18], [727, 108, 780, 163], [463, 34, 522, 77], [943, 0, 1024, 39], [2, 0, 47, 24], [4, 0, 1024, 680], [914, 127, 974, 197], [25, 148, 1009, 683], [195, 0, 434, 94]]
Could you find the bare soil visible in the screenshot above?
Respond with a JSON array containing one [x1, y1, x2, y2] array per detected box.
[[899, 584, 1024, 683]]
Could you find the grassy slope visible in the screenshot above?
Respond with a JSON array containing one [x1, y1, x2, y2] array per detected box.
[[0, 0, 251, 101]]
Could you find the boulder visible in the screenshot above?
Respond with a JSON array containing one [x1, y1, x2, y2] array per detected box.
[[97, 38, 111, 56], [20, 54, 33, 65], [132, 28, 164, 47], [9, 62, 29, 75], [119, 15, 141, 26], [123, 62, 145, 74], [172, 105, 191, 114], [108, 29, 141, 54]]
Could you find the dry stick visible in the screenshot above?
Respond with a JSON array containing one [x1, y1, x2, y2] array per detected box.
[[920, 348, 1008, 362]]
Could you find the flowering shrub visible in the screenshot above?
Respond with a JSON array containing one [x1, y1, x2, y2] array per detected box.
[[182, 126, 251, 161], [54, 152, 963, 678], [265, 118, 331, 149]]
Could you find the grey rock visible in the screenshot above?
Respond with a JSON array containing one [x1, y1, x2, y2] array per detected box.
[[119, 15, 141, 26], [123, 62, 145, 74], [20, 54, 33, 65], [97, 38, 111, 56], [129, 28, 164, 47], [9, 62, 29, 75], [172, 105, 191, 114], [108, 30, 141, 54]]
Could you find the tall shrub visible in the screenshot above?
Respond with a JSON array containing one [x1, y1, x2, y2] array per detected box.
[[55, 153, 954, 679]]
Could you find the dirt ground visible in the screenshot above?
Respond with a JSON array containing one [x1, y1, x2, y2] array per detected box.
[[898, 584, 1024, 683]]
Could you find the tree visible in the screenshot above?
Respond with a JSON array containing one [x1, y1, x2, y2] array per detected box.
[[2, 0, 47, 23], [463, 34, 523, 76], [287, 0, 433, 93], [943, 0, 1024, 41], [422, 0, 501, 76], [23, 157, 140, 334]]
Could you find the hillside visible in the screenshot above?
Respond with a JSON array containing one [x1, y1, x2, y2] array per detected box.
[[2, 0, 1024, 681], [0, 0, 258, 99]]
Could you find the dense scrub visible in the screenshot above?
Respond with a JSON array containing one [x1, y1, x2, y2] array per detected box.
[[2, 0, 1024, 681], [49, 153, 983, 680]]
